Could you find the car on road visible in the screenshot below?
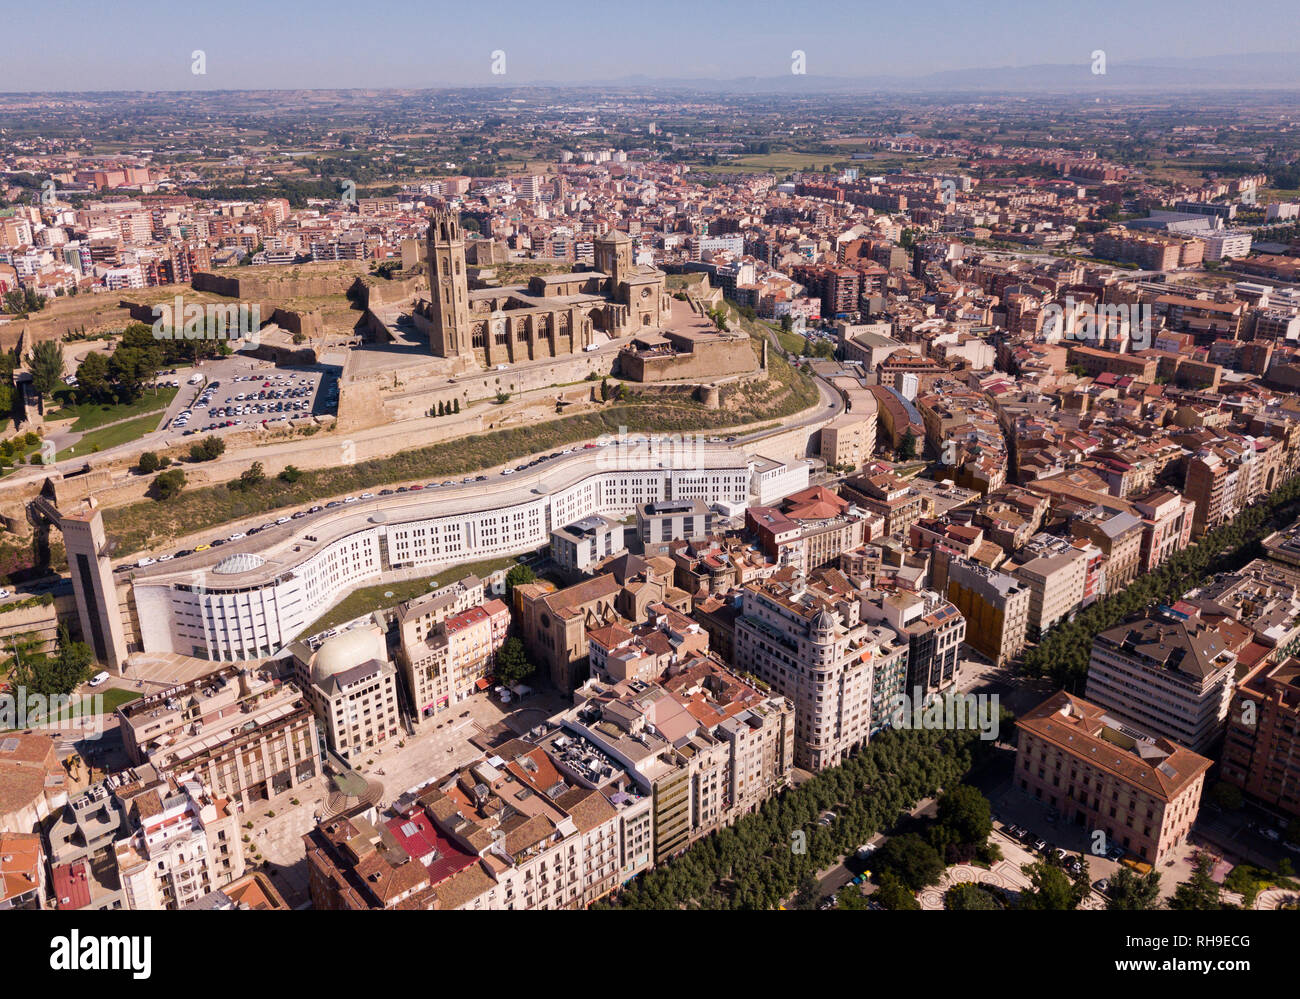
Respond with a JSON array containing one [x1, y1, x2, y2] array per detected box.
[[228, 533, 246, 542], [0, 588, 10, 599], [157, 554, 173, 562], [194, 544, 210, 553], [88, 671, 110, 687], [1261, 826, 1282, 842], [137, 557, 156, 567], [276, 516, 291, 524], [175, 549, 194, 558]]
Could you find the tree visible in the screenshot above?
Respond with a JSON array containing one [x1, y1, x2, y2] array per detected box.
[[495, 391, 511, 404], [897, 429, 918, 461], [237, 461, 265, 489], [189, 435, 226, 462], [792, 872, 822, 910], [279, 464, 303, 483], [873, 871, 921, 910], [152, 467, 187, 500], [875, 833, 944, 891], [835, 887, 872, 910], [495, 637, 535, 686], [1021, 861, 1080, 910], [504, 563, 536, 595], [437, 400, 446, 416], [27, 339, 64, 400], [452, 398, 460, 413], [935, 785, 992, 849], [1106, 866, 1162, 911], [945, 883, 1001, 910], [74, 351, 112, 403], [9, 624, 92, 700], [137, 451, 161, 474], [1170, 854, 1222, 910]]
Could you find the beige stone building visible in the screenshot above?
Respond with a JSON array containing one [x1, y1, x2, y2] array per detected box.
[[945, 558, 1031, 666], [117, 664, 320, 809], [400, 598, 510, 720], [113, 778, 245, 910], [820, 411, 878, 471], [289, 627, 402, 763], [1016, 691, 1210, 865], [733, 573, 908, 770]]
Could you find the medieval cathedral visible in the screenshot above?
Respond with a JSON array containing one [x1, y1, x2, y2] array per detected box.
[[413, 208, 672, 368]]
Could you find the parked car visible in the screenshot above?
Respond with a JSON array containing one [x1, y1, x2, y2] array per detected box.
[[1093, 878, 1111, 897], [1033, 838, 1048, 853]]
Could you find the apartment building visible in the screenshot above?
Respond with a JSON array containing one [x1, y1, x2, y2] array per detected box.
[[400, 599, 510, 720], [1132, 489, 1195, 572], [820, 411, 878, 471], [1222, 657, 1300, 819], [113, 778, 245, 910], [732, 573, 906, 770], [1015, 691, 1210, 865], [1084, 613, 1237, 753], [551, 514, 624, 575], [0, 833, 45, 910], [860, 587, 966, 695], [1011, 536, 1090, 639], [553, 657, 795, 853], [637, 498, 717, 554], [289, 626, 402, 763], [116, 664, 320, 809], [587, 603, 710, 683], [1094, 228, 1202, 271], [1184, 440, 1275, 537], [1069, 506, 1145, 591], [747, 488, 870, 574], [840, 472, 926, 539], [945, 558, 1031, 666]]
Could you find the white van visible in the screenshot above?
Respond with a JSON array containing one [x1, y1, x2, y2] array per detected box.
[[88, 671, 110, 687]]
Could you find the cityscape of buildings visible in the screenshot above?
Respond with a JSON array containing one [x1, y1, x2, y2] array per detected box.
[[2, 36, 1300, 939]]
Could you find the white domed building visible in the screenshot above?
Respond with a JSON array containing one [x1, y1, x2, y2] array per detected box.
[[289, 624, 402, 764]]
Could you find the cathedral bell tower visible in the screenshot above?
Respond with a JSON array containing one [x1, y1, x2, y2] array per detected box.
[[427, 208, 471, 359]]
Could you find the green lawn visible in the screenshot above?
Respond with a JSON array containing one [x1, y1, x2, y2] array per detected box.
[[57, 413, 164, 461], [51, 385, 178, 433], [302, 553, 525, 636]]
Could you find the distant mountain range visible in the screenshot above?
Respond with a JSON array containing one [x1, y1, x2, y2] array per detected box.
[[516, 52, 1300, 94]]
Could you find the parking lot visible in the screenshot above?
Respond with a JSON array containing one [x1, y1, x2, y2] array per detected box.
[[162, 354, 337, 437]]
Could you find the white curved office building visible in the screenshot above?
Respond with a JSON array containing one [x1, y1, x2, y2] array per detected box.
[[129, 447, 768, 663]]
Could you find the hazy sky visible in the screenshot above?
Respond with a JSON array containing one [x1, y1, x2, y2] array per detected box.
[[5, 0, 1300, 91]]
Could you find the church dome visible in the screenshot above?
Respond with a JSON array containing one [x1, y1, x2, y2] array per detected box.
[[311, 626, 386, 684]]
